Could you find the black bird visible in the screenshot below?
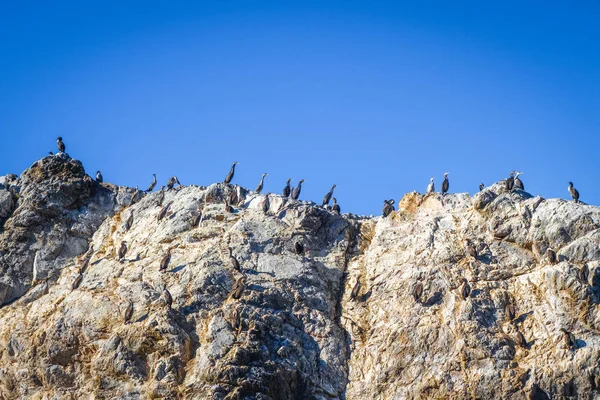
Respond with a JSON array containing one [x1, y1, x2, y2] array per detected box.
[[459, 278, 471, 300], [466, 240, 477, 259], [229, 248, 241, 272], [156, 186, 165, 207], [294, 241, 304, 255], [560, 328, 576, 350], [580, 264, 589, 283], [322, 184, 336, 207], [163, 287, 173, 308], [350, 279, 360, 300], [441, 172, 449, 195], [262, 194, 270, 214], [479, 183, 484, 191], [192, 209, 203, 227], [331, 198, 340, 215], [147, 174, 157, 192], [158, 201, 172, 221], [255, 173, 267, 194], [228, 186, 239, 206], [291, 179, 304, 200], [123, 300, 134, 324], [413, 281, 423, 302], [124, 211, 134, 231], [159, 248, 172, 272], [231, 276, 246, 299], [224, 162, 239, 184], [72, 273, 83, 290], [568, 182, 580, 203], [382, 199, 395, 217], [166, 176, 180, 190], [505, 171, 515, 191], [546, 247, 557, 265], [117, 241, 127, 261], [505, 303, 515, 321], [57, 137, 65, 153], [282, 179, 292, 198], [96, 171, 103, 183], [514, 172, 524, 190]]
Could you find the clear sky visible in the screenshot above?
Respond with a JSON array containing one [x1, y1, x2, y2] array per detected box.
[[1, 1, 598, 215]]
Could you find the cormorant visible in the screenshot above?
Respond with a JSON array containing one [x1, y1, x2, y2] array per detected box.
[[158, 201, 172, 221], [426, 178, 435, 194], [224, 162, 239, 184], [147, 174, 157, 192], [580, 264, 589, 283], [129, 186, 141, 206], [163, 288, 173, 308], [514, 330, 527, 348], [466, 241, 477, 259], [117, 241, 127, 261], [441, 173, 449, 195], [568, 182, 579, 203], [255, 173, 267, 194], [156, 186, 165, 207], [546, 247, 557, 264], [166, 176, 180, 190], [262, 193, 270, 214], [124, 211, 134, 231], [282, 179, 292, 198], [192, 209, 203, 227], [322, 184, 336, 207], [505, 171, 515, 191], [96, 171, 103, 183], [350, 279, 360, 300], [231, 276, 246, 299], [479, 183, 484, 191], [514, 172, 524, 190], [505, 303, 515, 321], [413, 281, 423, 302], [123, 300, 134, 324], [560, 328, 575, 350], [294, 241, 304, 255], [331, 198, 340, 215], [382, 199, 395, 217], [291, 179, 304, 200], [56, 137, 65, 153], [72, 273, 83, 290], [459, 278, 471, 300], [159, 248, 172, 272], [228, 186, 238, 206], [229, 248, 240, 272]]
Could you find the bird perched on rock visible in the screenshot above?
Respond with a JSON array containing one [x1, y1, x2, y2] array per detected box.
[[560, 328, 576, 350], [224, 199, 234, 213], [229, 248, 241, 272], [255, 173, 267, 194], [546, 247, 557, 264], [231, 276, 246, 299], [156, 186, 165, 207], [382, 199, 395, 217], [514, 330, 527, 348], [224, 162, 238, 184], [123, 300, 134, 324], [159, 248, 172, 272], [322, 184, 336, 207], [514, 172, 524, 190], [350, 279, 361, 300], [124, 211, 134, 231], [192, 209, 203, 227], [162, 287, 173, 308], [413, 281, 423, 302], [166, 176, 180, 190], [459, 278, 471, 300], [580, 264, 589, 283], [294, 241, 304, 255], [117, 241, 127, 261], [57, 137, 65, 153], [261, 194, 270, 214], [71, 273, 83, 290], [129, 186, 142, 206], [426, 178, 435, 194], [282, 179, 292, 198], [479, 183, 484, 191], [466, 241, 477, 259], [157, 201, 172, 221], [331, 198, 340, 215], [96, 171, 103, 183], [228, 186, 239, 206], [505, 171, 515, 191], [235, 185, 246, 206], [505, 303, 515, 321], [441, 173, 449, 195], [568, 182, 580, 203], [291, 179, 304, 200], [147, 174, 157, 192]]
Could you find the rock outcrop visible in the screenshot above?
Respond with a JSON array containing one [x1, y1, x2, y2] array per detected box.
[[0, 154, 599, 399]]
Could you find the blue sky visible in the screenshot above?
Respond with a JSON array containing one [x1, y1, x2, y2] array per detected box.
[[1, 1, 598, 215]]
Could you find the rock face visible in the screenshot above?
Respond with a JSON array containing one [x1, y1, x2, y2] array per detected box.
[[0, 156, 599, 399]]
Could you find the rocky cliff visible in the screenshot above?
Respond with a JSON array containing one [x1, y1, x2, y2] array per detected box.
[[0, 154, 599, 399]]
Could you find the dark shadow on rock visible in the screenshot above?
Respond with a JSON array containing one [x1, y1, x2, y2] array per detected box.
[[169, 264, 186, 273], [514, 311, 533, 325], [423, 291, 443, 307]]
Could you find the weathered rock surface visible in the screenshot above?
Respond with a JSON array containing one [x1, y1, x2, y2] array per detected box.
[[0, 156, 599, 399]]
